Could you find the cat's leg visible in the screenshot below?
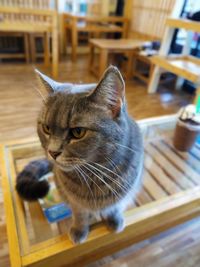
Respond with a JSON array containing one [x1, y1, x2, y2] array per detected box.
[[101, 206, 125, 233], [69, 205, 90, 244]]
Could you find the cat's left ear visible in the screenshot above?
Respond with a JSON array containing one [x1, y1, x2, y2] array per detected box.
[[88, 65, 125, 117], [35, 69, 72, 99], [35, 69, 56, 99]]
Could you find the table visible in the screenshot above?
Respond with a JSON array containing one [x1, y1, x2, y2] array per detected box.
[[62, 13, 129, 61], [1, 115, 200, 267], [89, 39, 145, 78]]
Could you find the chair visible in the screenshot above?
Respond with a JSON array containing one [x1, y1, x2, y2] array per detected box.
[[148, 0, 200, 103], [0, 0, 59, 78], [127, 0, 176, 85]]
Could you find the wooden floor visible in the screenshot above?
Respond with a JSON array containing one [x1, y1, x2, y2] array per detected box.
[[1, 56, 200, 267]]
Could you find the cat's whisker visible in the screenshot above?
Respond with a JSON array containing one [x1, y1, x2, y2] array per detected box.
[[75, 165, 97, 209], [80, 165, 106, 196], [114, 142, 140, 152], [73, 166, 84, 186], [88, 159, 132, 190], [84, 164, 120, 199], [92, 161, 122, 180], [104, 155, 122, 175], [86, 162, 127, 193]]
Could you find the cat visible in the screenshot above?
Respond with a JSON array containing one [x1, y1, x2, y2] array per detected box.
[[16, 66, 144, 244]]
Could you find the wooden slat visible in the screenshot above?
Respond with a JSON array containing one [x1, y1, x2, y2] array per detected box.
[[28, 202, 53, 243], [0, 146, 22, 267], [143, 170, 168, 200], [190, 146, 200, 161], [166, 18, 200, 33], [136, 188, 153, 206], [144, 154, 181, 195], [164, 139, 200, 175], [151, 55, 200, 83], [153, 141, 200, 185], [0, 6, 56, 16], [145, 144, 194, 190], [0, 22, 52, 33]]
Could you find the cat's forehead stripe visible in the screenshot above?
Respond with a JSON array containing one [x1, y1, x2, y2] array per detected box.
[[45, 93, 77, 130]]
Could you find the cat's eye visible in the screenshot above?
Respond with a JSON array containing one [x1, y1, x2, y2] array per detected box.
[[43, 124, 50, 135], [71, 127, 86, 139]]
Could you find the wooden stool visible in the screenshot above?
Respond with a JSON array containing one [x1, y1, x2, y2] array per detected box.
[[89, 39, 145, 78]]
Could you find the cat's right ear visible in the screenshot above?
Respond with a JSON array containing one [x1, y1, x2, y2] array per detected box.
[[35, 69, 55, 100]]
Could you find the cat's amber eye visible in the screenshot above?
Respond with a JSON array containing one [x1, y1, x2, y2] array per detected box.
[[43, 124, 50, 135], [71, 127, 86, 139]]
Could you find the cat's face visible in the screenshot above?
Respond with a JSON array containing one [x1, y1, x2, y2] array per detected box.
[[36, 66, 126, 171]]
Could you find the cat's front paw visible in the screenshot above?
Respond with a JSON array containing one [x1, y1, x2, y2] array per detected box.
[[106, 215, 125, 233], [69, 227, 89, 244]]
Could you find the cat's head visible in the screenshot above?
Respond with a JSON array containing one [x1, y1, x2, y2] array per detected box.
[[36, 66, 126, 171]]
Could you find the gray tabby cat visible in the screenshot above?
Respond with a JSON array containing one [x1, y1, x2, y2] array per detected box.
[[16, 66, 143, 244]]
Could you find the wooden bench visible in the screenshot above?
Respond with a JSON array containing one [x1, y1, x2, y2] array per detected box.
[[1, 115, 200, 267]]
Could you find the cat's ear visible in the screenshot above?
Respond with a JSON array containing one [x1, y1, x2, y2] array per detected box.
[[35, 69, 72, 99], [88, 65, 125, 117], [35, 69, 55, 98]]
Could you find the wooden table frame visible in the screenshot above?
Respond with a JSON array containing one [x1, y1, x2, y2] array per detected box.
[[0, 6, 59, 78], [1, 115, 200, 267], [62, 13, 129, 61]]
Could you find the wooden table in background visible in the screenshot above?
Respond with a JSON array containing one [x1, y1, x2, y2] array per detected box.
[[89, 39, 145, 78], [62, 13, 129, 61]]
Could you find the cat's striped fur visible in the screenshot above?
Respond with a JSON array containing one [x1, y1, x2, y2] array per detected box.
[[16, 66, 143, 244]]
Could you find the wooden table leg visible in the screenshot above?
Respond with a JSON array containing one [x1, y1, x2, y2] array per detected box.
[[99, 49, 108, 78], [126, 51, 134, 79], [44, 32, 50, 67], [88, 43, 94, 72], [52, 18, 59, 78], [71, 17, 78, 62]]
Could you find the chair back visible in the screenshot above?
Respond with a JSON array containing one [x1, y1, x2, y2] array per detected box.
[[128, 0, 176, 41]]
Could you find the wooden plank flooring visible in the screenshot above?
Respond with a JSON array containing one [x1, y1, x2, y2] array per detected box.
[[0, 55, 198, 267]]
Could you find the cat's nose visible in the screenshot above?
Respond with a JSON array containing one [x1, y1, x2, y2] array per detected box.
[[48, 150, 61, 159]]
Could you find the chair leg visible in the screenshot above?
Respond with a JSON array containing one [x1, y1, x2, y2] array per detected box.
[[71, 18, 78, 62], [29, 34, 36, 62], [148, 66, 161, 94], [24, 33, 30, 63], [44, 32, 50, 67], [52, 25, 59, 78]]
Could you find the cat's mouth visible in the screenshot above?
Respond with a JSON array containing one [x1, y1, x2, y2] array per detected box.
[[54, 158, 85, 171]]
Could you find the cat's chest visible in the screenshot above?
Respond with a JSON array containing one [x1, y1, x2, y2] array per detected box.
[[53, 167, 125, 210]]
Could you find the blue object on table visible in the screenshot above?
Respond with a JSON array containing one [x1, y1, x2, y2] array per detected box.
[[44, 203, 72, 223]]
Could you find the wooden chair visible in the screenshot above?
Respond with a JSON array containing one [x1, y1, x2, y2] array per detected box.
[[126, 0, 176, 85], [0, 0, 59, 78], [148, 0, 200, 103]]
